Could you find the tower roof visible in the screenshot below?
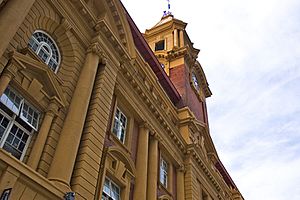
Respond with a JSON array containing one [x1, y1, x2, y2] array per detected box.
[[153, 14, 174, 28]]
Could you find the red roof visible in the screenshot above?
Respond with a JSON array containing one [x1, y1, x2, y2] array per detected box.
[[125, 11, 181, 105]]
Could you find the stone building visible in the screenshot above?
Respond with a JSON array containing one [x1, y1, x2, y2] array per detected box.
[[0, 0, 243, 199]]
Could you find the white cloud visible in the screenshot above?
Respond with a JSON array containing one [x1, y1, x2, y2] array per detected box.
[[122, 0, 300, 199]]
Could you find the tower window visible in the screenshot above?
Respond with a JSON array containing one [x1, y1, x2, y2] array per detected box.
[[28, 30, 60, 73], [155, 40, 165, 51]]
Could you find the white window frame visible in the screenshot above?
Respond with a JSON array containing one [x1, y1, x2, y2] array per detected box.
[[112, 108, 127, 143], [28, 30, 61, 73], [20, 101, 40, 131], [0, 87, 40, 131], [160, 157, 168, 187], [102, 177, 121, 200], [0, 109, 33, 161]]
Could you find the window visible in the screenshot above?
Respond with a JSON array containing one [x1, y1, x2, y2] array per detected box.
[[160, 158, 168, 187], [28, 30, 60, 73], [191, 72, 200, 91], [102, 178, 121, 200], [0, 87, 40, 160], [112, 108, 127, 143], [155, 40, 165, 51]]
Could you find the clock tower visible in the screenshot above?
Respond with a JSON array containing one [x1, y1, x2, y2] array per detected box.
[[144, 14, 212, 123]]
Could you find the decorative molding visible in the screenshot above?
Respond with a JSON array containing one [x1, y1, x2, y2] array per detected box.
[[119, 62, 186, 155], [87, 42, 107, 64]]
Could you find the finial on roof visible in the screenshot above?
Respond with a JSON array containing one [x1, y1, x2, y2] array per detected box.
[[163, 0, 172, 17]]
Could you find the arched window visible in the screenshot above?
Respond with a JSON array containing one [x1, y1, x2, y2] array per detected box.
[[28, 30, 60, 73]]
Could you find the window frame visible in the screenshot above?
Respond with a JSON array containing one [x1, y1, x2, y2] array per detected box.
[[160, 157, 168, 188], [0, 108, 33, 161], [28, 30, 61, 73], [112, 107, 127, 144], [191, 71, 200, 92], [0, 87, 40, 131], [102, 177, 121, 200], [155, 40, 165, 51]]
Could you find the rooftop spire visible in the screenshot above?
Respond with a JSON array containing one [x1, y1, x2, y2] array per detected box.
[[163, 0, 172, 17]]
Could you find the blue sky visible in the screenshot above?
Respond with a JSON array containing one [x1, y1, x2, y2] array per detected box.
[[122, 0, 300, 199]]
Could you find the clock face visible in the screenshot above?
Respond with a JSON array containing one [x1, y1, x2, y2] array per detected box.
[[191, 72, 200, 91]]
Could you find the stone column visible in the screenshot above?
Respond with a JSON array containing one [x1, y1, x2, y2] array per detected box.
[[27, 100, 59, 170], [0, 62, 19, 96], [0, 0, 36, 57], [176, 166, 185, 200], [133, 124, 149, 200], [147, 134, 158, 200], [173, 29, 178, 47], [48, 42, 103, 191], [168, 163, 174, 193], [0, 71, 13, 96], [179, 30, 184, 47]]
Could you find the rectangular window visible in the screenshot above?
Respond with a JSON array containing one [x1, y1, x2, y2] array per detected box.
[[0, 86, 38, 160], [160, 158, 168, 187], [0, 110, 32, 160], [102, 178, 121, 200], [113, 108, 127, 143], [155, 40, 165, 51]]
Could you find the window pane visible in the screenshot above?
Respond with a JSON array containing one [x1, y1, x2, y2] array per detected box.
[[102, 178, 120, 200], [0, 110, 12, 140], [112, 108, 127, 143], [3, 124, 30, 160], [160, 159, 168, 187], [0, 87, 22, 114], [28, 31, 60, 73], [21, 101, 40, 130]]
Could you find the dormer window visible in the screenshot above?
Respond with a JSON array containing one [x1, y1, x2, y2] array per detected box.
[[28, 30, 60, 73], [155, 40, 165, 51]]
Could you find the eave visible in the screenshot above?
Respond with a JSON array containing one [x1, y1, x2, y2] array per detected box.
[[124, 10, 181, 105]]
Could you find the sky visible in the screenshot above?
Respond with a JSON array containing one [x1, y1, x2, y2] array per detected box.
[[122, 0, 300, 199]]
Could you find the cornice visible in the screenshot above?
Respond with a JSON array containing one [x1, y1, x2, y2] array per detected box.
[[119, 58, 187, 156], [95, 20, 131, 62], [49, 0, 92, 48], [186, 145, 222, 193]]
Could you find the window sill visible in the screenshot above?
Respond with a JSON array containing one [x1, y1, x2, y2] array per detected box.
[[109, 132, 131, 154], [158, 182, 173, 198]]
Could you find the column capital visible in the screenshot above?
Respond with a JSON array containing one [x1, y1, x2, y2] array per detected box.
[[139, 121, 151, 130], [46, 98, 60, 116], [150, 131, 162, 142], [87, 42, 107, 64], [176, 165, 185, 173], [2, 61, 21, 78]]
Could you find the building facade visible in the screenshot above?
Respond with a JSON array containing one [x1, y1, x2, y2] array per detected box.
[[0, 0, 243, 200]]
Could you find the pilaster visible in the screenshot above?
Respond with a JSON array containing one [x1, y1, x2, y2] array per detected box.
[[176, 166, 185, 200], [133, 123, 150, 200], [0, 0, 36, 57], [27, 99, 59, 170], [0, 61, 20, 95], [71, 58, 118, 199], [147, 133, 159, 200], [47, 42, 103, 192]]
